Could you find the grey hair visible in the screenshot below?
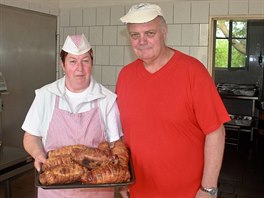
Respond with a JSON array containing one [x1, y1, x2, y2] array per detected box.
[[158, 16, 167, 33]]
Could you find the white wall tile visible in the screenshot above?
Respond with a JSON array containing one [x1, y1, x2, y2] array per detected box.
[[110, 46, 124, 66], [92, 47, 97, 65], [116, 66, 123, 80], [159, 2, 174, 24], [191, 1, 209, 23], [4, 0, 29, 10], [60, 9, 70, 27], [124, 46, 137, 65], [92, 65, 102, 83], [107, 85, 116, 93], [62, 27, 76, 41], [190, 47, 208, 67], [124, 4, 133, 13], [103, 26, 117, 45], [102, 66, 116, 85], [51, 0, 264, 88], [76, 27, 89, 39], [83, 7, 96, 26], [56, 18, 60, 34], [39, 6, 51, 14], [59, 28, 64, 46], [182, 24, 199, 46], [210, 0, 229, 16], [56, 33, 61, 53], [90, 26, 103, 45], [29, 3, 49, 14], [97, 7, 110, 25], [229, 0, 249, 15], [111, 5, 125, 25], [199, 24, 208, 46], [167, 25, 181, 46], [50, 8, 59, 16], [175, 47, 190, 55], [117, 25, 130, 45], [249, 0, 264, 14], [70, 8, 82, 26], [95, 46, 109, 65], [174, 1, 191, 24]]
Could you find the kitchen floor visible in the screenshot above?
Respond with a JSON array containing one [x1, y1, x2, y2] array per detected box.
[[218, 132, 264, 198], [1, 133, 264, 198]]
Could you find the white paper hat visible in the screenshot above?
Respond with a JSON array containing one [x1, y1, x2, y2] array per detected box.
[[120, 3, 163, 24], [62, 34, 92, 55]]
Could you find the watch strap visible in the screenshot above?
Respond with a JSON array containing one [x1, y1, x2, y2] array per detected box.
[[200, 186, 218, 196]]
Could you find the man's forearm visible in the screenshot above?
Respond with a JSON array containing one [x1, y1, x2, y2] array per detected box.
[[201, 125, 226, 187]]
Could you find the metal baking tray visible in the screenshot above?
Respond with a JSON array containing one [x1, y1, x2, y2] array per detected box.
[[35, 158, 135, 189]]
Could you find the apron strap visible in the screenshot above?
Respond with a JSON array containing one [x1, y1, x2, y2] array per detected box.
[[55, 96, 60, 108]]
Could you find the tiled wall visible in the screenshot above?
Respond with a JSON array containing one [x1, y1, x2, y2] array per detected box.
[[58, 0, 264, 92], [1, 0, 264, 92]]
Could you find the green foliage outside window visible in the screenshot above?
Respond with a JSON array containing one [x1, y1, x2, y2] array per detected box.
[[215, 39, 228, 68], [214, 20, 247, 69]]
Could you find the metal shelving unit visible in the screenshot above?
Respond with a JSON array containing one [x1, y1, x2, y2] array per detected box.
[[221, 95, 258, 149]]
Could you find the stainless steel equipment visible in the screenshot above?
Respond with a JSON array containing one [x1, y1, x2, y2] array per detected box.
[[0, 4, 57, 147], [0, 146, 33, 198], [0, 5, 57, 197], [0, 72, 8, 147], [218, 83, 259, 149], [217, 83, 258, 97]]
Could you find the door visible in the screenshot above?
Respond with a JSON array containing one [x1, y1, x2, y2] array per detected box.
[[0, 5, 57, 147]]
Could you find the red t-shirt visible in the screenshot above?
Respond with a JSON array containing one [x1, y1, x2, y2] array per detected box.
[[116, 50, 230, 198]]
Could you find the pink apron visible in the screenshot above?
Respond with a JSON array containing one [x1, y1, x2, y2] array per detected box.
[[38, 96, 115, 198]]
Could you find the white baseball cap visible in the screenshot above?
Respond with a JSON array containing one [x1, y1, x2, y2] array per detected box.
[[62, 34, 92, 55], [120, 3, 163, 24]]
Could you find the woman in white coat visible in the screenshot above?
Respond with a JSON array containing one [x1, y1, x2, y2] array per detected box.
[[22, 34, 124, 198]]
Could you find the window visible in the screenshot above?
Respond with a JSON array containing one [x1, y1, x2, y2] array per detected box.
[[213, 20, 247, 70]]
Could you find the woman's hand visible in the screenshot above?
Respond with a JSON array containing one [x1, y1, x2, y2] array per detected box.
[[33, 151, 46, 172], [23, 132, 46, 172], [119, 187, 129, 198]]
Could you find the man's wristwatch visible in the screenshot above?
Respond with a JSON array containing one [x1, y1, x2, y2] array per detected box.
[[200, 186, 218, 196]]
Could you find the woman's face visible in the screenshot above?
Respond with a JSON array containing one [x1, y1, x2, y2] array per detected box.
[[62, 52, 92, 92]]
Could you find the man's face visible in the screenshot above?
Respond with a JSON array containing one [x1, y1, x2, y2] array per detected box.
[[127, 17, 167, 63]]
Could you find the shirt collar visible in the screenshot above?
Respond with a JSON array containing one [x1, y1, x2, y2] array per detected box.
[[47, 76, 105, 102]]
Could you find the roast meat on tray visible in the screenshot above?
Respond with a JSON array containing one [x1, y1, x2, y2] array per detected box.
[[39, 140, 131, 185]]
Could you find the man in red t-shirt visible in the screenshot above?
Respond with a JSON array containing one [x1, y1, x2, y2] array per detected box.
[[116, 3, 230, 198]]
